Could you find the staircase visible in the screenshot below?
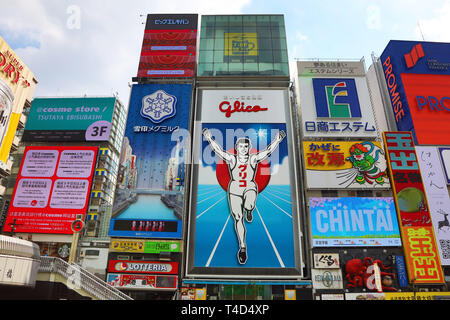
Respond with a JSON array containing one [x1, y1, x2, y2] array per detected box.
[[38, 256, 132, 300]]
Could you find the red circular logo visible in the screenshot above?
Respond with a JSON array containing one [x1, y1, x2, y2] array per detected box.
[[215, 148, 271, 193]]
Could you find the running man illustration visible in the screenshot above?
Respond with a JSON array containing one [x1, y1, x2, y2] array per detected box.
[[202, 128, 286, 264]]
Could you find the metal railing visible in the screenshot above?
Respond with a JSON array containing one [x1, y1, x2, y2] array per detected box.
[[39, 256, 132, 300]]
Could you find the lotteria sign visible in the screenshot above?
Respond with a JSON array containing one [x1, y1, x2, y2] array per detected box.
[[380, 40, 450, 145], [108, 260, 178, 275]]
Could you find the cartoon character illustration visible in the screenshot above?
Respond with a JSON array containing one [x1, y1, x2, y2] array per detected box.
[[202, 127, 286, 264], [338, 142, 387, 187]]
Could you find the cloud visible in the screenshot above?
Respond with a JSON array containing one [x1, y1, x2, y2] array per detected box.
[[416, 2, 450, 41], [296, 31, 308, 41], [1, 0, 251, 102], [366, 4, 381, 30]]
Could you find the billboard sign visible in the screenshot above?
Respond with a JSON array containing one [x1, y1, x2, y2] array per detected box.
[[107, 260, 179, 275], [303, 141, 390, 189], [3, 146, 97, 234], [297, 61, 378, 139], [383, 131, 444, 284], [380, 40, 450, 145], [137, 14, 198, 78], [186, 89, 303, 278], [311, 269, 343, 289], [109, 83, 192, 239], [0, 37, 37, 170], [107, 273, 178, 290], [109, 239, 181, 253], [22, 97, 116, 142], [416, 146, 450, 265], [309, 197, 401, 247]]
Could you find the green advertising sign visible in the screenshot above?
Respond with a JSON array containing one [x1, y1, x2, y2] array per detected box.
[[23, 97, 116, 142], [145, 240, 181, 253]]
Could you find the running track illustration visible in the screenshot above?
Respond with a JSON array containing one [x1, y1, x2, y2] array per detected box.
[[193, 184, 295, 268]]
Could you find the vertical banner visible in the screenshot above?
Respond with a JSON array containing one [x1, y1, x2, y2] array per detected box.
[[383, 132, 444, 284], [416, 146, 450, 266], [109, 83, 192, 239], [186, 89, 303, 278]]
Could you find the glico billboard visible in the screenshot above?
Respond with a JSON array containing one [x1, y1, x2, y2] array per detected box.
[[380, 40, 450, 145], [185, 89, 304, 279]]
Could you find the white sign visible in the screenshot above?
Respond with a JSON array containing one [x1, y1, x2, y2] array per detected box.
[[416, 146, 450, 265], [200, 89, 287, 123], [311, 268, 343, 289], [313, 253, 340, 269], [297, 61, 378, 139]]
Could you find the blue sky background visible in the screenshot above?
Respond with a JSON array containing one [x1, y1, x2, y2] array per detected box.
[[1, 0, 449, 103]]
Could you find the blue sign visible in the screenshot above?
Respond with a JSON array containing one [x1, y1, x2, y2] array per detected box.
[[310, 197, 402, 247], [109, 83, 192, 239], [395, 255, 409, 288], [312, 78, 361, 118], [379, 40, 450, 142]]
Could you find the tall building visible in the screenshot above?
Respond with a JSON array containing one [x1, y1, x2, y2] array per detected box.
[[105, 14, 198, 300], [183, 14, 308, 300], [0, 36, 38, 228], [367, 40, 450, 291], [2, 95, 127, 279]]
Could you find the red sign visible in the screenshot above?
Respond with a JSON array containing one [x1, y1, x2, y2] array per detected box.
[[383, 131, 444, 284], [107, 273, 178, 290], [219, 100, 268, 118], [108, 260, 179, 275], [401, 73, 450, 145], [4, 146, 98, 234], [137, 27, 197, 78], [71, 219, 85, 233]]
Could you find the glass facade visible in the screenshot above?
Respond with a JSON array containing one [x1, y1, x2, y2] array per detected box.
[[198, 15, 289, 77]]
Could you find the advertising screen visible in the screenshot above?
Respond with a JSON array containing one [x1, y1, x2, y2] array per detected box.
[[22, 97, 116, 142], [309, 197, 401, 247], [137, 14, 198, 78], [303, 141, 390, 189], [383, 131, 444, 284], [3, 146, 98, 234], [297, 62, 378, 139], [380, 40, 450, 145], [108, 83, 192, 239], [186, 89, 303, 278]]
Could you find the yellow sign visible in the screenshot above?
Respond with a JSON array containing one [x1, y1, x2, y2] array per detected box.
[[225, 33, 258, 56], [285, 289, 296, 300], [302, 141, 389, 188], [110, 239, 145, 253], [385, 292, 450, 300], [195, 288, 207, 300]]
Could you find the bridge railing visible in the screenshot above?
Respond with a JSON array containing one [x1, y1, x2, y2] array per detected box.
[[39, 256, 132, 300]]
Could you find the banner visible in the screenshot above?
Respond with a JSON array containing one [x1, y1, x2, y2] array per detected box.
[[109, 239, 181, 253], [4, 146, 97, 234], [416, 146, 450, 265], [107, 273, 178, 290], [109, 83, 192, 239], [383, 131, 444, 284], [186, 89, 303, 278], [22, 97, 116, 142], [309, 197, 401, 247], [303, 141, 389, 189]]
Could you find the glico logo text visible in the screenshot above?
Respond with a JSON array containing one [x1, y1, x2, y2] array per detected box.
[[219, 100, 268, 118]]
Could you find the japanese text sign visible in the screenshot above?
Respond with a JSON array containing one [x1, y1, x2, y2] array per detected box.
[[383, 131, 444, 284]]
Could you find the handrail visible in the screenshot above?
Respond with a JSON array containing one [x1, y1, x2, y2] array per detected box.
[[0, 235, 40, 259], [39, 256, 132, 300]]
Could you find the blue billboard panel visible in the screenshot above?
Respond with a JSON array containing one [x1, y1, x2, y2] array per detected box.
[[109, 83, 192, 239], [310, 197, 401, 247]]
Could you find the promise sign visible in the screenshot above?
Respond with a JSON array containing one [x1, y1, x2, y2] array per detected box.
[[383, 131, 444, 284]]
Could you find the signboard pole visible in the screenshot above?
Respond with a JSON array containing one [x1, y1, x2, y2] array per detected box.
[[68, 231, 79, 264]]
